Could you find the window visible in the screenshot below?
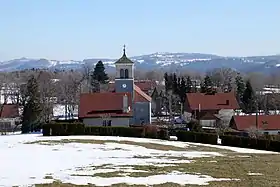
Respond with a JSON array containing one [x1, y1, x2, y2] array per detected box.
[[102, 120, 112, 126], [124, 69, 129, 78], [120, 69, 124, 78]]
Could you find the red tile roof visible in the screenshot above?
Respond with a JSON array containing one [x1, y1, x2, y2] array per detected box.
[[134, 85, 152, 102], [0, 104, 19, 118], [79, 92, 133, 118], [232, 115, 280, 131], [186, 92, 239, 111], [79, 83, 151, 118], [107, 82, 151, 102], [134, 80, 156, 93]]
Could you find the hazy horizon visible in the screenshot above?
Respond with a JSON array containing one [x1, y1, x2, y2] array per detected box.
[[1, 0, 280, 61], [1, 52, 280, 62]]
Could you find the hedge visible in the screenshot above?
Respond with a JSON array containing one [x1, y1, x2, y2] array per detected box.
[[42, 122, 169, 140], [220, 135, 280, 152], [43, 122, 85, 136], [176, 131, 218, 145]]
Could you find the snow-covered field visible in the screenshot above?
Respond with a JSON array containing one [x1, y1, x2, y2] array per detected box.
[[0, 133, 278, 187]]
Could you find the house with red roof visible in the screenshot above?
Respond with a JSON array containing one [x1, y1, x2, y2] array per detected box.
[[79, 47, 152, 126], [230, 115, 280, 135], [185, 92, 239, 127], [0, 104, 20, 131]]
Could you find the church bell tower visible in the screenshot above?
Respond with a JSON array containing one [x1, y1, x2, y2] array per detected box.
[[114, 45, 134, 96]]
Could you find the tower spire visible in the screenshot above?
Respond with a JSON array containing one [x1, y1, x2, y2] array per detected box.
[[123, 44, 126, 55]]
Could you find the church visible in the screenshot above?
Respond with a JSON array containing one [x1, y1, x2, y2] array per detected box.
[[78, 47, 152, 126]]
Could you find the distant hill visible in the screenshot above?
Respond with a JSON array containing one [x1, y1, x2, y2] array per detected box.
[[1, 53, 280, 74]]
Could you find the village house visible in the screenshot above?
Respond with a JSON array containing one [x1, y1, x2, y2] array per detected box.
[[230, 115, 280, 135], [0, 104, 20, 132], [184, 92, 239, 127], [79, 47, 152, 126]]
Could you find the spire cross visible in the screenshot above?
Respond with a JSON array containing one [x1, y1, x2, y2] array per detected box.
[[123, 44, 126, 54]]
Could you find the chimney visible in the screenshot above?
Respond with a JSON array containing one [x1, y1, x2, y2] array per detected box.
[[226, 100, 229, 105], [123, 94, 129, 113]]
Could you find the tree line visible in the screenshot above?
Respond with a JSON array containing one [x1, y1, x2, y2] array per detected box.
[[1, 60, 110, 133], [161, 71, 271, 117]]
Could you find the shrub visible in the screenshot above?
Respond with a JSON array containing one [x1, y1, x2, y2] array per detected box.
[[43, 122, 85, 136], [220, 135, 280, 152], [186, 120, 202, 132], [43, 122, 171, 140], [157, 129, 169, 140], [142, 125, 159, 139], [43, 122, 145, 138], [85, 126, 144, 137], [176, 131, 218, 145]]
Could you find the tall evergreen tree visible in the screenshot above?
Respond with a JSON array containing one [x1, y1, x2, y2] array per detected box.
[[172, 73, 178, 94], [178, 77, 187, 114], [186, 76, 193, 93], [242, 80, 256, 113], [21, 75, 42, 133], [164, 72, 172, 92], [201, 75, 214, 94], [225, 76, 233, 93], [90, 60, 109, 92], [235, 73, 245, 102]]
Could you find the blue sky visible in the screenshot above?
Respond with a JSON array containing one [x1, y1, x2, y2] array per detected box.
[[0, 0, 279, 61]]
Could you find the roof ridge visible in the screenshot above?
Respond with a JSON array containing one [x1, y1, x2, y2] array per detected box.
[[134, 85, 152, 102]]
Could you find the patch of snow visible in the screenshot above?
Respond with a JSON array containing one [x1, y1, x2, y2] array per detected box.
[[0, 134, 229, 186], [248, 172, 263, 176], [186, 142, 278, 154], [60, 171, 238, 186], [237, 155, 251, 158]]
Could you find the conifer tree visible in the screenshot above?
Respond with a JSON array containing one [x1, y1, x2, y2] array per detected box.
[[90, 60, 109, 92], [178, 77, 187, 114], [172, 73, 178, 94], [164, 72, 172, 92], [242, 80, 256, 113], [201, 75, 214, 94], [186, 76, 193, 93], [235, 73, 245, 103], [21, 75, 42, 133]]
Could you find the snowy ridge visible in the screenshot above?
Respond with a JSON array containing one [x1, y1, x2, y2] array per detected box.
[[0, 53, 280, 73]]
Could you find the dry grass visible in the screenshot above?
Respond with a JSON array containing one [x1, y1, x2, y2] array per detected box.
[[34, 153, 280, 187], [30, 138, 280, 187], [26, 139, 227, 152]]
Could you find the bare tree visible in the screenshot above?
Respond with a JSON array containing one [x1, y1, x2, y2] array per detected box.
[[81, 63, 92, 93], [37, 71, 55, 123], [247, 126, 260, 139], [59, 72, 82, 120], [207, 68, 236, 92], [246, 72, 266, 91]]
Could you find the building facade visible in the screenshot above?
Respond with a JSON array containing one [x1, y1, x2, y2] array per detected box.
[[79, 47, 152, 126]]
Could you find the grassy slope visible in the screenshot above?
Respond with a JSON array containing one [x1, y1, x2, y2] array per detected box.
[[28, 139, 280, 187]]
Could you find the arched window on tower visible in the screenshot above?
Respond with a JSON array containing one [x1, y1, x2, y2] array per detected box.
[[120, 69, 124, 78], [124, 69, 129, 78]]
